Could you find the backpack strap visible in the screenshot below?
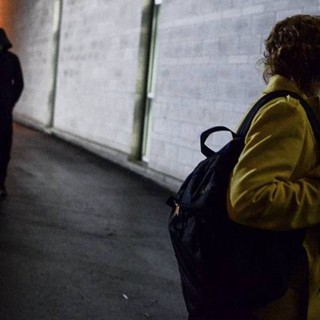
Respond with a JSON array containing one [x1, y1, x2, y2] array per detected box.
[[200, 126, 238, 158], [200, 90, 320, 159], [237, 90, 320, 144]]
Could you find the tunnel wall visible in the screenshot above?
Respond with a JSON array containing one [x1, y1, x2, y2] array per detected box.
[[0, 0, 58, 128], [53, 0, 143, 155], [1, 0, 320, 191]]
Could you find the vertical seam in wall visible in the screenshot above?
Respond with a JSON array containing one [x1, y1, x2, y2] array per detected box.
[[46, 0, 63, 132]]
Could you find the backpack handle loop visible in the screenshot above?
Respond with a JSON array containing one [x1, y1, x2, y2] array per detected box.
[[200, 126, 238, 158]]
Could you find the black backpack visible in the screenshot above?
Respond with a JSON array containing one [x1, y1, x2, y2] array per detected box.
[[167, 90, 320, 319]]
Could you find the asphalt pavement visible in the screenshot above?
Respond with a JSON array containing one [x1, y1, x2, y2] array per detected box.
[[0, 123, 187, 320]]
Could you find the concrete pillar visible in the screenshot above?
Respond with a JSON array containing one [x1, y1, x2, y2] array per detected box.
[[129, 0, 154, 161]]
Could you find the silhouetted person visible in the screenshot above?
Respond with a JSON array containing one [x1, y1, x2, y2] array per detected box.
[[0, 28, 23, 199]]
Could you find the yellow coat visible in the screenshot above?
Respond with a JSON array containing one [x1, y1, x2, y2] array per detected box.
[[227, 75, 320, 320]]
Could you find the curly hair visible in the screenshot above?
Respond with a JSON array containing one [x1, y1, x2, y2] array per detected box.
[[262, 15, 320, 93]]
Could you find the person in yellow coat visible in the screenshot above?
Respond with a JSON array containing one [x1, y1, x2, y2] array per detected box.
[[227, 15, 320, 320]]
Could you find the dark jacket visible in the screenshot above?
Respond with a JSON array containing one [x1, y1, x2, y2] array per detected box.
[[0, 29, 23, 119], [0, 51, 23, 118]]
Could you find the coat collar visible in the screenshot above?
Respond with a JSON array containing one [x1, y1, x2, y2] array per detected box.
[[263, 75, 307, 98], [263, 75, 320, 118]]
